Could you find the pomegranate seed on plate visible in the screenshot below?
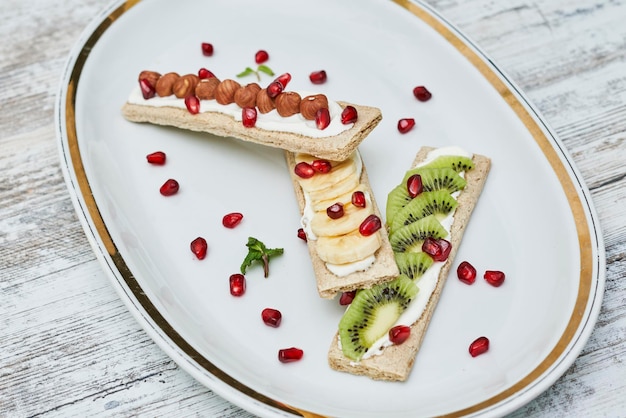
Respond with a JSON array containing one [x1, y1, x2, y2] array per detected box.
[[397, 118, 415, 134], [457, 261, 477, 285], [222, 212, 244, 228], [139, 78, 155, 100], [242, 107, 257, 127], [261, 308, 282, 327], [309, 70, 327, 84], [359, 214, 382, 236], [315, 108, 331, 130], [484, 270, 506, 287], [406, 174, 423, 198], [311, 159, 332, 173], [469, 336, 490, 357], [278, 347, 304, 363], [266, 81, 283, 98], [297, 228, 307, 242], [159, 179, 179, 196], [422, 237, 452, 262], [190, 237, 208, 260], [198, 67, 215, 79], [326, 203, 344, 219], [341, 105, 358, 124], [185, 95, 200, 114], [201, 42, 214, 56], [294, 162, 315, 179], [255, 49, 269, 64], [351, 191, 366, 208], [229, 273, 246, 296], [389, 325, 411, 345], [339, 290, 356, 306], [274, 72, 291, 88], [146, 151, 166, 165], [413, 85, 432, 101]]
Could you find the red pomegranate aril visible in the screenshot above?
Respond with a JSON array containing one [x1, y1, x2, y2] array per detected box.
[[146, 151, 166, 165], [274, 72, 291, 88], [190, 237, 208, 260], [222, 212, 244, 228], [309, 70, 327, 84], [261, 308, 282, 327], [201, 42, 214, 56], [266, 80, 283, 98], [159, 179, 179, 196], [315, 108, 331, 130], [389, 325, 411, 345], [311, 159, 332, 173], [484, 270, 506, 287], [434, 238, 452, 262], [139, 78, 155, 100], [294, 161, 315, 179], [185, 95, 200, 114], [255, 49, 269, 64], [229, 273, 246, 296], [351, 191, 366, 208], [242, 107, 257, 127], [327, 203, 344, 219], [457, 261, 477, 285], [297, 228, 307, 242], [406, 174, 423, 198], [278, 347, 303, 363], [397, 118, 415, 134], [339, 290, 356, 306], [198, 67, 215, 79], [413, 85, 432, 102], [359, 214, 382, 236], [422, 237, 452, 262], [469, 336, 490, 357], [340, 105, 358, 124]]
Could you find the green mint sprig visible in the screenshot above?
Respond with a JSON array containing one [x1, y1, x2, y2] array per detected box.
[[240, 236, 284, 278], [236, 65, 274, 82]]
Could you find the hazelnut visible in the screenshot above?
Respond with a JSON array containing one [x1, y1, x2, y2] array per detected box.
[[275, 92, 302, 117], [138, 70, 161, 89], [173, 74, 200, 98], [256, 89, 275, 114], [195, 77, 220, 100], [300, 94, 329, 120], [214, 79, 241, 105], [155, 72, 179, 97], [234, 83, 261, 108]]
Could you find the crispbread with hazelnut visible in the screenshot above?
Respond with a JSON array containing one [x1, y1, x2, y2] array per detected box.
[[327, 147, 491, 381]]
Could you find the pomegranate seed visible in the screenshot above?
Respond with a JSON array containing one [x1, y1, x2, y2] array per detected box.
[[229, 273, 246, 296], [198, 68, 215, 79], [297, 228, 307, 242], [242, 107, 257, 127], [311, 159, 332, 173], [201, 42, 214, 56], [422, 237, 452, 262], [389, 325, 411, 345], [359, 214, 382, 236], [159, 179, 179, 196], [469, 336, 490, 357], [255, 49, 269, 64], [351, 191, 366, 208], [413, 85, 432, 102], [397, 118, 415, 134], [146, 151, 166, 165], [326, 203, 344, 219], [315, 108, 331, 130], [274, 72, 291, 88], [406, 174, 423, 198], [457, 261, 477, 285], [309, 70, 327, 84], [484, 270, 506, 287], [190, 237, 208, 260], [185, 95, 200, 114], [278, 347, 303, 363], [341, 105, 358, 124], [222, 212, 244, 228], [294, 161, 315, 179], [139, 78, 155, 100], [266, 81, 283, 98], [339, 290, 357, 305], [261, 308, 282, 327]]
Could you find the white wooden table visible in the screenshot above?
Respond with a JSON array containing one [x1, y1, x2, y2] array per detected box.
[[2, 0, 624, 416]]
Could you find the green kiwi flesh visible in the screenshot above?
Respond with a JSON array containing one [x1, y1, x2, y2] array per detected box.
[[390, 190, 458, 233], [338, 274, 418, 361], [394, 252, 434, 281], [386, 184, 412, 227], [419, 155, 474, 172], [389, 214, 448, 253], [401, 167, 467, 193]]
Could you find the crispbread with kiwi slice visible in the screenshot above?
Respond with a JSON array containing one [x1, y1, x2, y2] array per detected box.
[[328, 146, 491, 381], [122, 100, 382, 161], [285, 150, 399, 299]]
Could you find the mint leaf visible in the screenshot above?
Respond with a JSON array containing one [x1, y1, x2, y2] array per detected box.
[[257, 65, 275, 77], [240, 237, 284, 277], [236, 67, 255, 78]]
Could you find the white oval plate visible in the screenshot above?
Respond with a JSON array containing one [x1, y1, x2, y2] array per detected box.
[[56, 0, 605, 416]]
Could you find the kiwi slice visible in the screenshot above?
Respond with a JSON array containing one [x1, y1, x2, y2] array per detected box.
[[401, 167, 467, 193], [420, 155, 474, 172], [390, 190, 458, 233], [338, 274, 418, 361], [386, 184, 412, 226], [389, 214, 447, 253], [394, 252, 434, 281]]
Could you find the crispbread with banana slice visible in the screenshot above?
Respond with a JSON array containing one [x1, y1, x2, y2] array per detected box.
[[327, 146, 491, 381]]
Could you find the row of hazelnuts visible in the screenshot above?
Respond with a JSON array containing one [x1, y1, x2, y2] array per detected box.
[[138, 70, 329, 120]]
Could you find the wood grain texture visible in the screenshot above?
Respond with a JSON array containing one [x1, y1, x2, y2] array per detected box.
[[1, 0, 624, 417]]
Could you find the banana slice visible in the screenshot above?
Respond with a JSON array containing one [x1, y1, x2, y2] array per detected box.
[[316, 230, 382, 265], [310, 203, 374, 237], [307, 172, 360, 203], [311, 186, 364, 212], [297, 153, 358, 193], [294, 153, 342, 167]]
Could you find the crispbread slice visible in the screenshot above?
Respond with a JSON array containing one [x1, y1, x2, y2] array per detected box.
[[328, 147, 491, 381], [285, 151, 399, 299], [122, 100, 381, 161]]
